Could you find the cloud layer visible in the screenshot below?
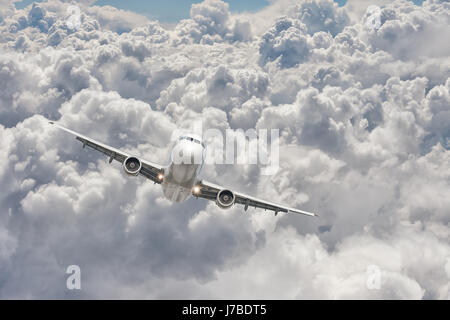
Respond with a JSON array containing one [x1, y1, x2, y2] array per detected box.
[[0, 0, 449, 299]]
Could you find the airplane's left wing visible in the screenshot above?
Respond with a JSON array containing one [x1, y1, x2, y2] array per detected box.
[[49, 122, 164, 184], [195, 180, 318, 217]]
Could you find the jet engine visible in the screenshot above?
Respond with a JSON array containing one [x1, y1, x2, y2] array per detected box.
[[123, 156, 142, 176], [216, 189, 235, 209]]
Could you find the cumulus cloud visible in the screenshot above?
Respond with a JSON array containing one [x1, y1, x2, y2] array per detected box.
[[345, 0, 392, 22], [259, 17, 311, 68], [0, 0, 448, 299], [363, 0, 450, 60], [174, 0, 252, 45]]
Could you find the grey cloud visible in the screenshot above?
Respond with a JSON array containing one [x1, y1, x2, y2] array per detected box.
[[291, 0, 350, 36], [259, 17, 311, 68]]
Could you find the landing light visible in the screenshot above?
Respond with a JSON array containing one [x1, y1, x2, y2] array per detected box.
[[193, 186, 200, 194], [158, 173, 164, 180]]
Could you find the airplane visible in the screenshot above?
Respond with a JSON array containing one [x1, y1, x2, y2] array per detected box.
[[49, 121, 318, 218]]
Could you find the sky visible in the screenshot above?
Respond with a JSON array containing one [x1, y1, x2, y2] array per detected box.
[[14, 0, 273, 21], [0, 0, 449, 299], [14, 0, 425, 22]]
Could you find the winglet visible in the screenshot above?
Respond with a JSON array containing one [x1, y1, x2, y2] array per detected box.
[[49, 121, 54, 125], [314, 213, 319, 217]]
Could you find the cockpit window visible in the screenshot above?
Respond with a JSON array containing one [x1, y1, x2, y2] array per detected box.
[[179, 136, 205, 148]]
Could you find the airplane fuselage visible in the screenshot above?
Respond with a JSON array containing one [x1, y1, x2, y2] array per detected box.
[[162, 135, 205, 202]]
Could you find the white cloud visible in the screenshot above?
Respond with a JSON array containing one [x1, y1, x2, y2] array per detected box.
[[0, 0, 448, 299], [345, 0, 392, 22]]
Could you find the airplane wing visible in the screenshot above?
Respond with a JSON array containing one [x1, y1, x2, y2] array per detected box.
[[49, 122, 164, 184], [195, 180, 318, 217]]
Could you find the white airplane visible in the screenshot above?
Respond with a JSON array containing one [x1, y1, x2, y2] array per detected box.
[[49, 122, 318, 217]]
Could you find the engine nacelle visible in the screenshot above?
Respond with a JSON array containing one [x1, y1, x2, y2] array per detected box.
[[123, 156, 142, 176], [216, 189, 235, 209]]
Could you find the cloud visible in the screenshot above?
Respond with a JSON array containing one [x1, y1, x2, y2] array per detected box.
[[363, 0, 450, 60], [194, 224, 449, 299], [0, 0, 448, 299], [174, 0, 253, 44], [345, 0, 391, 22], [86, 4, 149, 34], [291, 0, 350, 36], [259, 17, 311, 68]]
